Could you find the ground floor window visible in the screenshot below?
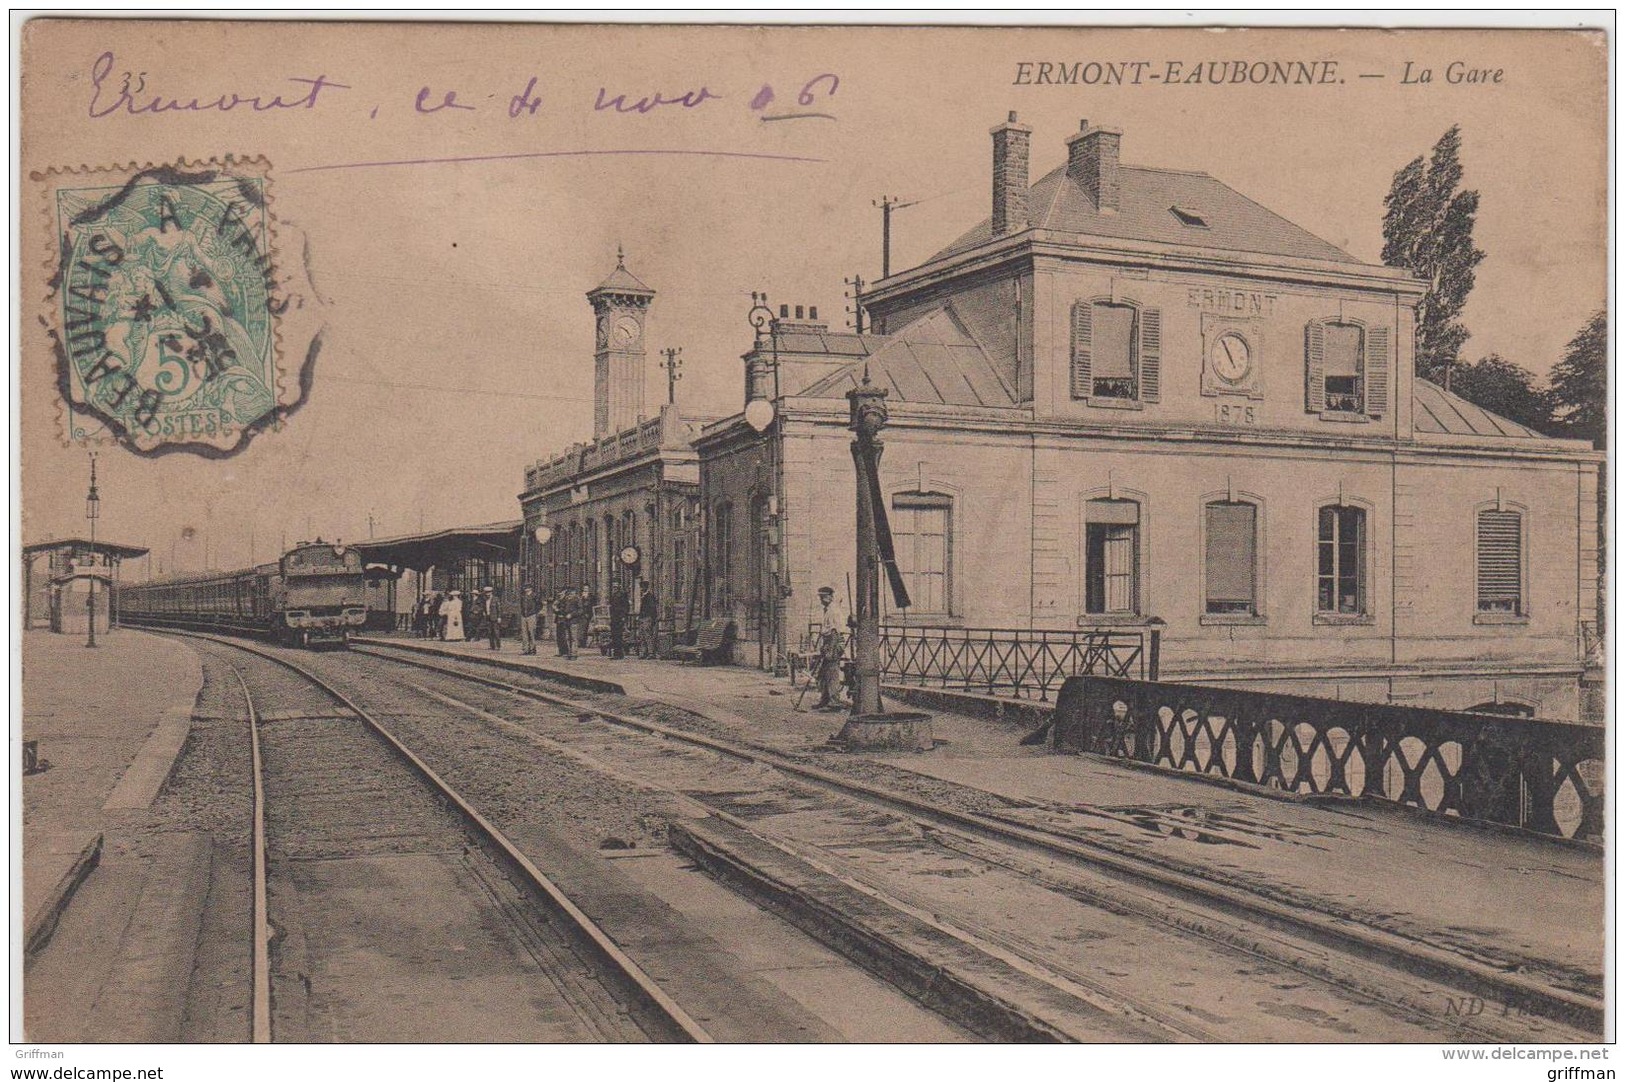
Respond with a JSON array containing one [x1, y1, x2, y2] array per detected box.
[[1205, 500, 1259, 615], [1476, 509, 1524, 615], [1317, 504, 1366, 615], [1085, 498, 1140, 615], [892, 492, 952, 616], [712, 501, 733, 614]]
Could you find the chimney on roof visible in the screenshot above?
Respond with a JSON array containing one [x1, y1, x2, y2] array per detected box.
[[1066, 119, 1122, 213], [990, 111, 1033, 235]]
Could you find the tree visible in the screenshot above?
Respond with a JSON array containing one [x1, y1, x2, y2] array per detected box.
[[1547, 311, 1608, 655], [1447, 354, 1553, 433], [1547, 310, 1607, 449], [1382, 126, 1486, 385]]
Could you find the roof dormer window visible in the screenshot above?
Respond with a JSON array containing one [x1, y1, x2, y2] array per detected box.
[[1169, 205, 1209, 228]]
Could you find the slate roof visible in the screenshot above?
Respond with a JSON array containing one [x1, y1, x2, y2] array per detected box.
[[771, 330, 886, 358], [930, 161, 1359, 266], [591, 261, 654, 295], [800, 305, 1019, 408], [1412, 379, 1550, 440]]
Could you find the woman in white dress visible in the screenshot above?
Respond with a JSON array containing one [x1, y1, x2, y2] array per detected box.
[[443, 590, 465, 641]]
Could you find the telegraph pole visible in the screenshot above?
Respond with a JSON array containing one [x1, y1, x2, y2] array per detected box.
[[660, 347, 683, 405], [872, 196, 918, 279], [844, 274, 867, 334], [84, 453, 100, 648]]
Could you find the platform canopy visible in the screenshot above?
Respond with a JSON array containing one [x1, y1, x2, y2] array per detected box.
[[22, 537, 150, 560], [350, 520, 522, 573]]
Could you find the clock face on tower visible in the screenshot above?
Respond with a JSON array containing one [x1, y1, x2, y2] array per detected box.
[[611, 315, 641, 348]]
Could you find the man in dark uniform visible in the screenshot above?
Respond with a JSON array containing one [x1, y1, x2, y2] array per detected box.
[[608, 587, 629, 659], [637, 580, 658, 658], [553, 588, 577, 659], [484, 586, 501, 650]]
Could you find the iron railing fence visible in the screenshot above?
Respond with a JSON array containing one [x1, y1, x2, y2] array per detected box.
[[880, 624, 1158, 702], [1053, 676, 1605, 842]]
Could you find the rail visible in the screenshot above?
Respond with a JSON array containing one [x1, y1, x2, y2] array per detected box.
[[1053, 676, 1605, 842], [163, 630, 714, 1042], [879, 624, 1157, 701]]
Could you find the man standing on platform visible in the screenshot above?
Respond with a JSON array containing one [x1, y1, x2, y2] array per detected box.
[[554, 588, 577, 659], [519, 586, 539, 655], [608, 586, 629, 659], [637, 580, 658, 659], [484, 586, 501, 650], [812, 585, 850, 711]]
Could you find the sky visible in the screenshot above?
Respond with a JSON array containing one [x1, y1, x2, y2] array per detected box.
[[19, 21, 1608, 576]]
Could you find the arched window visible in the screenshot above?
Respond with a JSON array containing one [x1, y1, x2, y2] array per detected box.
[[892, 491, 953, 616], [713, 501, 733, 614], [1071, 298, 1162, 404], [1085, 498, 1141, 615], [1316, 504, 1367, 616], [1305, 318, 1391, 418], [1204, 500, 1259, 616], [591, 516, 604, 594]]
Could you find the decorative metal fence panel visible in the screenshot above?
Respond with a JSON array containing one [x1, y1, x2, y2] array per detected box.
[[880, 625, 1154, 701], [1053, 676, 1605, 842]]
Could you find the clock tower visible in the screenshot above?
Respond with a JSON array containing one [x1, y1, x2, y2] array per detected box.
[[587, 247, 655, 438]]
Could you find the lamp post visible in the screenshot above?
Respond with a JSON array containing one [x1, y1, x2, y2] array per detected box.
[[85, 453, 100, 649], [745, 293, 784, 673]]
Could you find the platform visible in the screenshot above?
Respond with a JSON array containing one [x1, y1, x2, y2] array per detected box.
[[20, 628, 206, 1039], [356, 633, 1607, 1001]]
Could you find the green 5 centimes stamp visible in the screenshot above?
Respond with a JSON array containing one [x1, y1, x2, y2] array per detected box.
[[43, 157, 315, 455]]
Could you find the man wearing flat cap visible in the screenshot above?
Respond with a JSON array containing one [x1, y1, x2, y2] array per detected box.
[[812, 586, 850, 711], [483, 586, 502, 651]]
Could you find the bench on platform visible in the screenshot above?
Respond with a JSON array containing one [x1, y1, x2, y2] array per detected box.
[[671, 618, 736, 665]]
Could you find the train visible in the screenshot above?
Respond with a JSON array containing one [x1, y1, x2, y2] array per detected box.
[[120, 540, 370, 647]]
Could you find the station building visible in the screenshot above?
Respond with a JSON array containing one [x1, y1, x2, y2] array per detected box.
[[696, 114, 1603, 721], [520, 255, 707, 644]]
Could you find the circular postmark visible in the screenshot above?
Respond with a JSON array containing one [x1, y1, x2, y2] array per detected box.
[[44, 159, 309, 455]]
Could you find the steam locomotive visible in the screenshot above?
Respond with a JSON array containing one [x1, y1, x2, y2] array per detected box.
[[120, 540, 369, 647]]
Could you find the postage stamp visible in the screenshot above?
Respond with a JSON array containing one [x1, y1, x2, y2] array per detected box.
[[39, 157, 311, 455]]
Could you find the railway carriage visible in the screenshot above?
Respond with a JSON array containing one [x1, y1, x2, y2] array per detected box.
[[121, 541, 368, 647]]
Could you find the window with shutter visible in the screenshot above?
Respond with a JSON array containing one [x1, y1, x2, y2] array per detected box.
[[1477, 510, 1523, 615], [1205, 501, 1257, 614], [1139, 308, 1161, 402], [1365, 326, 1390, 417], [1304, 321, 1326, 412], [1091, 302, 1138, 399], [1070, 302, 1092, 399], [1323, 323, 1364, 413]]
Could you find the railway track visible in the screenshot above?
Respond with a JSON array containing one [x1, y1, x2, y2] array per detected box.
[[186, 633, 711, 1043], [327, 641, 1601, 1043]]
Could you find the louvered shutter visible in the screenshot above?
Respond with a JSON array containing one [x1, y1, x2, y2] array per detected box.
[[1305, 321, 1326, 412], [1071, 302, 1093, 399], [1477, 510, 1522, 614], [1365, 325, 1390, 417], [1205, 502, 1257, 613], [1139, 307, 1161, 402]]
